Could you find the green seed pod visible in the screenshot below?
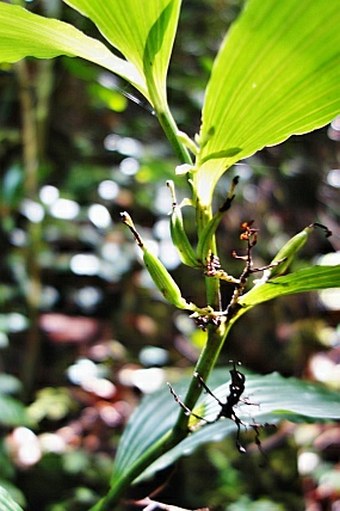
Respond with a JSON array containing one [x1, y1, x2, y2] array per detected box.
[[196, 211, 223, 264], [143, 248, 191, 309], [167, 181, 199, 268], [121, 211, 193, 310], [260, 223, 332, 282], [197, 176, 239, 263]]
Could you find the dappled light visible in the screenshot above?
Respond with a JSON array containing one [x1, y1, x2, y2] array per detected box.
[[50, 198, 80, 220], [119, 366, 165, 393], [97, 180, 119, 200], [326, 168, 340, 188], [103, 134, 143, 157], [6, 427, 41, 468], [327, 115, 340, 141], [88, 204, 112, 229], [70, 254, 101, 276], [20, 199, 44, 223], [39, 185, 60, 205]]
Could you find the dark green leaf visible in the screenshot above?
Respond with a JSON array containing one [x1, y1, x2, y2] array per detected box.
[[112, 369, 340, 483]]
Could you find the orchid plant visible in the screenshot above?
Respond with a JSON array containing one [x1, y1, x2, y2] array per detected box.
[[0, 0, 340, 509]]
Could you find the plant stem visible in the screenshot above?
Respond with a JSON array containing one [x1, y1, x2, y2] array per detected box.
[[157, 106, 193, 165], [173, 319, 231, 434], [173, 197, 224, 433]]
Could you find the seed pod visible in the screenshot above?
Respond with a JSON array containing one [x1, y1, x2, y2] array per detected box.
[[143, 248, 192, 309], [260, 222, 332, 282], [121, 211, 193, 310], [197, 176, 239, 263], [196, 212, 223, 264], [167, 181, 198, 268]]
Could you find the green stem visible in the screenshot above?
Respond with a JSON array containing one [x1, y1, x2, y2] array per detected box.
[[157, 106, 193, 165], [174, 197, 223, 434], [195, 198, 221, 309], [173, 319, 231, 434]]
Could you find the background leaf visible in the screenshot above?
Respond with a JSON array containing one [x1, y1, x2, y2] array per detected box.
[[0, 486, 24, 511], [194, 0, 340, 204], [62, 0, 182, 110], [0, 3, 146, 96], [112, 369, 340, 484], [0, 394, 29, 428]]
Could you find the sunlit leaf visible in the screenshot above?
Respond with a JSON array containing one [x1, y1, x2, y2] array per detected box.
[[195, 0, 340, 204], [111, 369, 340, 485], [0, 3, 146, 96], [0, 486, 23, 511], [62, 0, 182, 110], [234, 265, 340, 321]]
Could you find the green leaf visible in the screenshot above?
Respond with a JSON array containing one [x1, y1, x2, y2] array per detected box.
[[0, 3, 146, 97], [0, 394, 29, 427], [195, 0, 340, 204], [112, 369, 340, 484], [112, 379, 182, 481], [237, 265, 340, 315], [0, 486, 24, 511], [62, 0, 182, 110]]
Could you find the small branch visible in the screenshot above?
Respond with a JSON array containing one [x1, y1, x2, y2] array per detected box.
[[16, 60, 42, 402]]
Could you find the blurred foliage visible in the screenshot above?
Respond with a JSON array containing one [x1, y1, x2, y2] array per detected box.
[[0, 0, 339, 510]]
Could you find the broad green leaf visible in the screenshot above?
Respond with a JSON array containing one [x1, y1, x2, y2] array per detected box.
[[0, 486, 24, 511], [112, 378, 183, 481], [62, 0, 182, 110], [236, 265, 340, 320], [112, 369, 340, 484], [194, 0, 340, 205], [0, 3, 146, 97]]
